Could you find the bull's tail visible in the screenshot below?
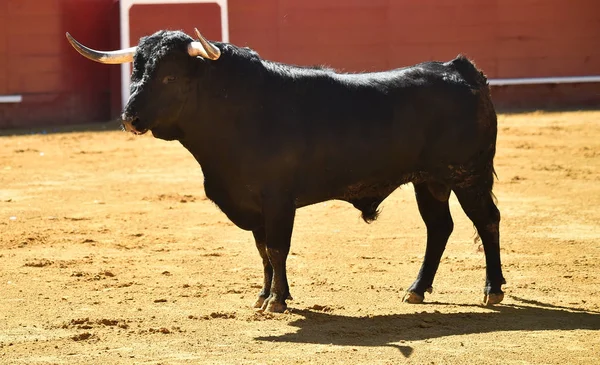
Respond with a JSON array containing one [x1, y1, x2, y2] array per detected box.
[[449, 55, 499, 247], [447, 55, 489, 92]]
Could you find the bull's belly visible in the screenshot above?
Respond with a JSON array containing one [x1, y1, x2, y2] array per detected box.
[[293, 170, 429, 208]]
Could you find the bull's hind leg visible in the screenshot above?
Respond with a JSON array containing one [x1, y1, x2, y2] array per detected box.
[[453, 185, 505, 305], [403, 182, 454, 304]]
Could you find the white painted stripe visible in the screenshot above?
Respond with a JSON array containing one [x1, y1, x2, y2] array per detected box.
[[489, 76, 600, 86], [0, 95, 23, 103], [119, 0, 229, 109]]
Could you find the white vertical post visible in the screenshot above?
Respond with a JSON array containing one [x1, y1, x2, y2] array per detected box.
[[119, 0, 229, 109]]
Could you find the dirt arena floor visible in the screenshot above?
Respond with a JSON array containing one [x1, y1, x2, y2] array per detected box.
[[1, 110, 599, 364]]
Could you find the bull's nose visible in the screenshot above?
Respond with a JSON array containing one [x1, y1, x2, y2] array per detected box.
[[121, 113, 138, 132], [121, 113, 148, 135], [121, 118, 135, 133]]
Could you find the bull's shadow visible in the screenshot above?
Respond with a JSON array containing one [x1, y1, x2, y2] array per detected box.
[[255, 296, 600, 357]]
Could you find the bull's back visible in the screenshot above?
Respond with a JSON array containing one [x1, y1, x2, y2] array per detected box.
[[248, 57, 496, 204], [299, 62, 489, 166]]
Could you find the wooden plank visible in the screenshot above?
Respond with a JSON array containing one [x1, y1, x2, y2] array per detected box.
[[129, 3, 222, 44], [229, 0, 278, 17], [279, 26, 387, 47], [8, 55, 64, 94], [8, 34, 61, 56], [9, 71, 63, 94], [388, 46, 498, 77], [7, 15, 61, 36], [229, 11, 278, 35], [229, 0, 278, 53], [7, 0, 60, 16], [229, 12, 277, 30], [275, 3, 389, 69], [279, 0, 389, 10], [0, 16, 6, 54], [277, 44, 387, 72], [248, 46, 278, 61], [8, 55, 61, 74], [491, 83, 600, 110], [390, 42, 494, 60], [472, 58, 498, 77], [497, 37, 600, 59], [498, 0, 599, 23], [389, 23, 497, 44], [0, 0, 5, 95], [497, 15, 599, 41], [389, 1, 497, 27], [576, 55, 600, 74], [278, 8, 387, 29], [340, 60, 390, 73], [497, 56, 600, 78], [229, 28, 277, 52], [0, 58, 7, 94]]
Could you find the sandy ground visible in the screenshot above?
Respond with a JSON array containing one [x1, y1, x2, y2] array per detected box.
[[0, 110, 599, 364]]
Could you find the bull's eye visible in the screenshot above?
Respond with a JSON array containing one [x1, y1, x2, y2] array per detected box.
[[162, 76, 176, 84]]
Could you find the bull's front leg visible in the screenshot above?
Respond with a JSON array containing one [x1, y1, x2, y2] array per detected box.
[[252, 227, 272, 308], [257, 195, 295, 313]]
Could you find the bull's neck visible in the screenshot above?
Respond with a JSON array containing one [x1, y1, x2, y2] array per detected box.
[[177, 104, 243, 176], [177, 53, 263, 170]]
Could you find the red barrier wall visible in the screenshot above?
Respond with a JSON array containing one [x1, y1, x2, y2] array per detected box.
[[0, 0, 120, 129]]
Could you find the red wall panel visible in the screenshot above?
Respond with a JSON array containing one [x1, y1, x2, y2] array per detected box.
[[228, 0, 278, 59], [7, 55, 64, 94], [0, 0, 118, 128], [277, 1, 389, 71], [7, 0, 60, 15], [129, 3, 222, 46], [0, 0, 7, 95]]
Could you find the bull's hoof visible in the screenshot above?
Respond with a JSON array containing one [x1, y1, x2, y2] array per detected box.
[[259, 299, 287, 313], [483, 292, 504, 306], [265, 301, 287, 313], [253, 293, 292, 309], [253, 296, 267, 309], [402, 291, 424, 304]]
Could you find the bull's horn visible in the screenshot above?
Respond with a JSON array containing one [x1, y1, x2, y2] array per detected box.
[[187, 28, 220, 60], [66, 32, 136, 64]]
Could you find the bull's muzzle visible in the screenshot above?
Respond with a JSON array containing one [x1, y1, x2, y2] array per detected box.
[[121, 114, 147, 135]]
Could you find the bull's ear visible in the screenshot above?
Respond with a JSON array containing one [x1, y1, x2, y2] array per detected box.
[[186, 28, 220, 60]]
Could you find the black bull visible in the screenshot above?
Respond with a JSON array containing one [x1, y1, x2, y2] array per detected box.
[[66, 29, 505, 312]]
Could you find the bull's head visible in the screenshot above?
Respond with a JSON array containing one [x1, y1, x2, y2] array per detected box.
[[66, 29, 221, 139]]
